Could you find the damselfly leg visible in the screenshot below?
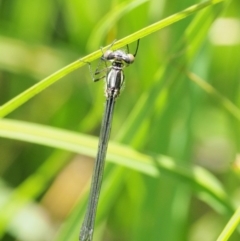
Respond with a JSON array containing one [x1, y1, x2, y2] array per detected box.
[[87, 39, 139, 84]]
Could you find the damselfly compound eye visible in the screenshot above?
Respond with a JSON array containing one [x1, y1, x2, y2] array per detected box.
[[102, 50, 113, 60], [126, 54, 135, 64]]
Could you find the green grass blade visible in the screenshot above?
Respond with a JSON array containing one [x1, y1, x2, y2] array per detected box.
[[0, 0, 224, 118], [0, 119, 233, 213], [216, 206, 240, 241]]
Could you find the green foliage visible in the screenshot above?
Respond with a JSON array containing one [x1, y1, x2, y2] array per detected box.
[[0, 0, 240, 241]]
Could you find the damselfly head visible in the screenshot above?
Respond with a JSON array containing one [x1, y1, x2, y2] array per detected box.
[[103, 49, 135, 65]]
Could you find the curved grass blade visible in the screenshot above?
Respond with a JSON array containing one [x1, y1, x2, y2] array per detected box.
[[0, 119, 233, 214], [0, 0, 224, 118]]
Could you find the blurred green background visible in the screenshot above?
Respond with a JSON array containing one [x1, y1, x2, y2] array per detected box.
[[0, 0, 240, 241]]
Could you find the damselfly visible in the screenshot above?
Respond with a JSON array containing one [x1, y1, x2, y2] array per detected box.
[[79, 40, 140, 241]]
